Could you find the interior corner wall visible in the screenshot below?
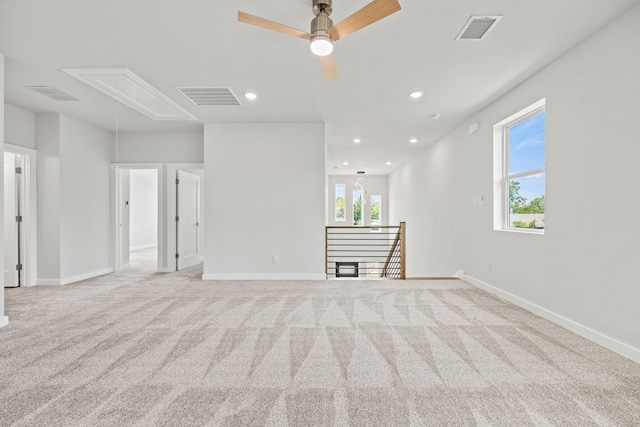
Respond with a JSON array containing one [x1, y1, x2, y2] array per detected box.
[[59, 115, 113, 283], [35, 113, 61, 284], [0, 53, 6, 326], [328, 175, 388, 226], [389, 3, 640, 361], [203, 123, 326, 280]]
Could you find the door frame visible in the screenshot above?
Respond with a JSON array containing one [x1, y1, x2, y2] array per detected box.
[[167, 163, 204, 271], [112, 163, 165, 272], [4, 144, 37, 287]]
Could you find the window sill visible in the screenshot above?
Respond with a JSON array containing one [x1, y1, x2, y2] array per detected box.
[[496, 227, 544, 235]]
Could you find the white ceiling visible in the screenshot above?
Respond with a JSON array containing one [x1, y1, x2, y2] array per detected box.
[[1, 0, 638, 175]]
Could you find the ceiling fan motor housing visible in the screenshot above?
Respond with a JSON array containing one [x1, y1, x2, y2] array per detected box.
[[312, 0, 332, 17], [312, 0, 333, 34]]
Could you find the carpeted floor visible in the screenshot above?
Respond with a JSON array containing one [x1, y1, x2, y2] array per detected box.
[[1, 263, 639, 426]]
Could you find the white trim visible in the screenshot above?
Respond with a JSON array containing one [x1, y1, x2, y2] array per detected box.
[[63, 68, 196, 121], [202, 273, 326, 281], [0, 316, 8, 328], [60, 268, 114, 285], [130, 244, 157, 251], [455, 270, 640, 364], [166, 163, 204, 273], [4, 143, 38, 286], [178, 254, 201, 270], [36, 279, 61, 286], [112, 163, 164, 273]]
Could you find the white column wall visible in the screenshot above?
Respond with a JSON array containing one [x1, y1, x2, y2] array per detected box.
[[389, 4, 640, 362], [35, 114, 61, 284], [203, 123, 326, 280], [59, 115, 113, 282]]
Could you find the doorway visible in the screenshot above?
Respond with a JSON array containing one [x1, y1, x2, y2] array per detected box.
[[114, 165, 162, 273], [3, 145, 36, 287]]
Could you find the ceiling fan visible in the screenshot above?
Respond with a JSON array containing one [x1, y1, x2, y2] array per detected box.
[[238, 0, 401, 82]]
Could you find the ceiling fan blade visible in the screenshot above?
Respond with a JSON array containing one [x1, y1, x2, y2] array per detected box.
[[328, 0, 401, 41], [238, 11, 311, 40], [320, 54, 339, 82]]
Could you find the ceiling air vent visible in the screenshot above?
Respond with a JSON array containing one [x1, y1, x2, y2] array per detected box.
[[455, 15, 502, 41], [176, 87, 241, 106], [27, 86, 80, 101]]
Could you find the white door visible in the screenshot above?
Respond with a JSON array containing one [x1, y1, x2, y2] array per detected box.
[[176, 170, 200, 270]]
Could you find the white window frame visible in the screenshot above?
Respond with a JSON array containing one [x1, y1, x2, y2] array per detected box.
[[493, 98, 546, 234], [335, 183, 346, 222]]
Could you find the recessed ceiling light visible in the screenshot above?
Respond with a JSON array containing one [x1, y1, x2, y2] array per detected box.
[[386, 161, 392, 166], [244, 92, 257, 100], [409, 91, 423, 99], [353, 138, 361, 143], [430, 112, 442, 120], [343, 162, 349, 166], [409, 138, 418, 143]]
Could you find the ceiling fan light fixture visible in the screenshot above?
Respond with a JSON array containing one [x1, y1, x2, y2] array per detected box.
[[310, 33, 334, 56]]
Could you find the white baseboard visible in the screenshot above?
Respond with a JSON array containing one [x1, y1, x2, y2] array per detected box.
[[202, 273, 326, 281], [36, 279, 61, 286], [60, 268, 114, 285], [130, 244, 157, 251], [0, 316, 8, 328], [120, 263, 132, 270], [178, 254, 201, 270], [457, 270, 640, 365]]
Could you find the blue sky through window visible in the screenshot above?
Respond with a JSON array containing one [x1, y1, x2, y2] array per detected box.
[[509, 111, 546, 201]]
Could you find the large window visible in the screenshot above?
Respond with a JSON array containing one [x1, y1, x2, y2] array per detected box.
[[494, 99, 546, 232], [335, 184, 345, 221], [370, 195, 381, 226], [353, 190, 363, 226]]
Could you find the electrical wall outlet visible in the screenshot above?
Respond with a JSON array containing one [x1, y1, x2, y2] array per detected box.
[[484, 261, 492, 272], [272, 255, 279, 264]]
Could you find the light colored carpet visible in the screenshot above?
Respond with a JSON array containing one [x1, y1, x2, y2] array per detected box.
[[1, 264, 639, 426]]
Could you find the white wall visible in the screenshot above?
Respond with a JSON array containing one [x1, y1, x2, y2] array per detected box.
[[116, 132, 203, 163], [59, 115, 112, 282], [114, 132, 202, 272], [35, 114, 61, 284], [203, 123, 326, 280], [0, 53, 6, 327], [4, 103, 35, 149], [328, 175, 388, 226], [35, 114, 113, 284], [389, 4, 640, 362], [129, 169, 158, 250]]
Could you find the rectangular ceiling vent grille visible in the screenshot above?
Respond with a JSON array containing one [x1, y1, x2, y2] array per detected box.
[[455, 15, 502, 41], [27, 86, 80, 101], [176, 87, 241, 106]]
